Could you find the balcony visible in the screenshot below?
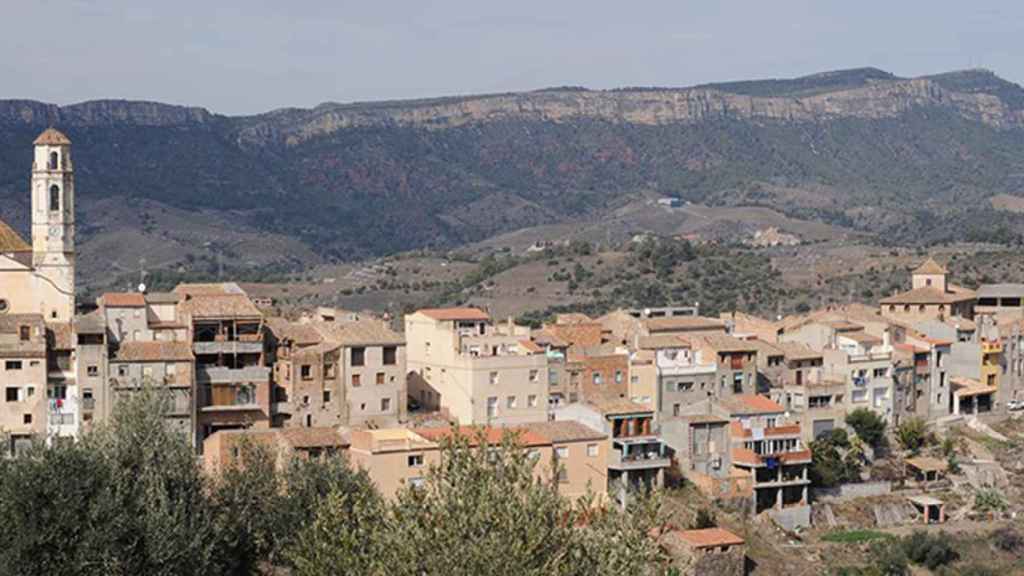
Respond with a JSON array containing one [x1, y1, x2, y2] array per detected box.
[[198, 385, 261, 413], [81, 397, 95, 411], [193, 340, 263, 355], [609, 439, 671, 471], [196, 365, 270, 385]]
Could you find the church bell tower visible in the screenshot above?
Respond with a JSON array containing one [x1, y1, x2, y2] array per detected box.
[[30, 128, 75, 320]]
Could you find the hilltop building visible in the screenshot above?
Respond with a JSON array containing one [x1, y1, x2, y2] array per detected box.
[[879, 258, 975, 323]]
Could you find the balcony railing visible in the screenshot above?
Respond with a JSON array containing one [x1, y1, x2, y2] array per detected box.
[[610, 439, 670, 470], [198, 385, 260, 412], [193, 341, 263, 355], [196, 365, 270, 384]]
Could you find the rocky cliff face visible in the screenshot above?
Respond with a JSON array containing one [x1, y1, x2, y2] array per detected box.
[[0, 67, 1022, 272]]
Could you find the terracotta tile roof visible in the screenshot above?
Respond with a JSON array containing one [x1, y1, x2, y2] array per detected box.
[[518, 339, 544, 354], [532, 329, 570, 348], [414, 425, 549, 447], [951, 378, 997, 398], [264, 317, 323, 346], [279, 427, 349, 449], [310, 320, 404, 346], [519, 421, 606, 443], [101, 292, 146, 308], [644, 316, 725, 333], [841, 331, 882, 345], [675, 528, 745, 549], [555, 313, 593, 324], [913, 257, 948, 275], [34, 127, 71, 146], [906, 456, 949, 473], [636, 335, 691, 350], [730, 421, 801, 438], [179, 294, 262, 319], [416, 307, 490, 321], [880, 286, 975, 305], [692, 333, 756, 353], [0, 219, 31, 253], [586, 396, 653, 416], [173, 282, 245, 296], [742, 338, 784, 357], [722, 394, 785, 416], [113, 341, 194, 362], [543, 322, 604, 348], [772, 341, 822, 361]]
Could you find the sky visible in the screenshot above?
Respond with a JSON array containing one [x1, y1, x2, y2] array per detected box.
[[1, 1, 1022, 115]]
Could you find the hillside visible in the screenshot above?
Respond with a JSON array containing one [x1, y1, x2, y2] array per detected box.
[[3, 67, 1024, 290]]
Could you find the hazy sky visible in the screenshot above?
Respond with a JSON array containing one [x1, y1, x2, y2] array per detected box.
[[2, 1, 1021, 115]]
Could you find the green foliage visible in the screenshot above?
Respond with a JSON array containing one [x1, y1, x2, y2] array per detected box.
[[895, 418, 929, 454], [845, 408, 887, 449], [832, 539, 909, 576], [991, 526, 1023, 553], [691, 508, 716, 530], [822, 530, 895, 544], [972, 487, 1007, 513], [289, 429, 667, 576], [810, 429, 862, 488], [902, 530, 958, 570]]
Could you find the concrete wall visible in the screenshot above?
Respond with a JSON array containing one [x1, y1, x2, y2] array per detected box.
[[812, 481, 892, 501], [344, 343, 406, 427]]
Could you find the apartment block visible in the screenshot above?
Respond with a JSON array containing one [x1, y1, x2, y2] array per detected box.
[[405, 308, 548, 425], [554, 398, 669, 506], [691, 334, 758, 399], [73, 311, 106, 433], [203, 426, 349, 475], [176, 284, 271, 447], [879, 258, 975, 323], [45, 322, 78, 439], [108, 341, 195, 437], [724, 395, 811, 529], [0, 315, 47, 453]]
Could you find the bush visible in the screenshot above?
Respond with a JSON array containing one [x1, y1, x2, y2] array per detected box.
[[895, 418, 929, 454], [845, 408, 887, 449], [973, 488, 1007, 513], [992, 526, 1023, 553], [902, 530, 957, 570], [691, 508, 716, 530]]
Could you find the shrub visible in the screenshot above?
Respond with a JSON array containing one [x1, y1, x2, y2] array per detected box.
[[895, 418, 928, 454], [992, 526, 1023, 553], [691, 508, 716, 530], [902, 530, 957, 570], [845, 408, 887, 449], [973, 488, 1007, 513]]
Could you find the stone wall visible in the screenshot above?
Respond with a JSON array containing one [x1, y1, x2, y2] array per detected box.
[[812, 481, 892, 501]]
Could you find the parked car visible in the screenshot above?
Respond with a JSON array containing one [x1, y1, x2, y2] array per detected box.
[[1008, 400, 1024, 411]]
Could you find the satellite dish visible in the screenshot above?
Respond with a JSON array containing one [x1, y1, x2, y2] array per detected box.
[[138, 283, 147, 293]]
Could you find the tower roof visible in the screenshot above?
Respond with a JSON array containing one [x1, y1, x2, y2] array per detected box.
[[912, 257, 947, 275], [33, 128, 71, 146], [0, 219, 31, 253]]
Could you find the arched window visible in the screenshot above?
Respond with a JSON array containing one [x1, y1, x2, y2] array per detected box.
[[49, 151, 59, 170], [49, 185, 60, 211]]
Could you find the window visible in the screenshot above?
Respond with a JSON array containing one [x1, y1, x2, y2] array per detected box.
[[615, 370, 623, 384], [5, 361, 22, 371], [408, 454, 424, 467], [376, 372, 385, 386], [527, 449, 541, 460], [527, 394, 538, 408], [587, 443, 598, 457], [49, 185, 60, 211], [557, 468, 568, 483], [5, 388, 18, 402], [733, 373, 743, 394], [351, 347, 365, 367], [0, 299, 7, 313], [117, 365, 128, 377], [49, 151, 59, 169], [304, 414, 312, 427], [873, 367, 887, 378], [489, 371, 499, 385], [322, 390, 331, 403], [926, 278, 932, 286], [676, 381, 693, 392], [351, 374, 361, 387], [592, 372, 602, 385], [673, 403, 680, 417], [23, 414, 31, 425], [19, 326, 29, 341], [529, 369, 538, 382], [324, 363, 337, 379], [506, 395, 517, 409], [300, 365, 312, 380], [86, 365, 98, 377], [26, 386, 34, 397], [486, 396, 498, 418], [381, 398, 391, 411], [556, 446, 569, 458], [382, 346, 397, 365]]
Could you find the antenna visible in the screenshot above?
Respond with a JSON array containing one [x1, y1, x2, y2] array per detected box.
[[138, 257, 147, 293]]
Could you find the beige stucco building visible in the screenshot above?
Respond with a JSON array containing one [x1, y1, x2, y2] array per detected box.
[[0, 315, 48, 453], [405, 308, 549, 425]]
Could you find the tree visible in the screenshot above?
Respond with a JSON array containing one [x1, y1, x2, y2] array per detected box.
[[0, 387, 219, 576], [809, 429, 861, 488], [845, 408, 887, 450], [901, 530, 957, 570], [895, 418, 929, 454], [290, 428, 667, 576]]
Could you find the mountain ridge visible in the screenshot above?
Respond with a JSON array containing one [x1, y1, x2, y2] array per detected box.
[[1, 67, 1024, 290]]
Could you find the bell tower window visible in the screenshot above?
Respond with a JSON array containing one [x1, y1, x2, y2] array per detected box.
[[49, 151, 59, 170], [49, 185, 60, 211]]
